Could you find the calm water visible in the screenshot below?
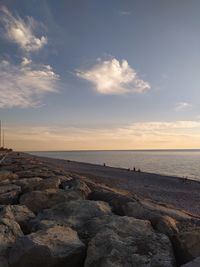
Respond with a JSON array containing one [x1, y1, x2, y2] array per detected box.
[[30, 150, 200, 181]]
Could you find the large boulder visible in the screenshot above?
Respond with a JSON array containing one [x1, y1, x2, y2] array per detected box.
[[0, 185, 21, 205], [123, 199, 193, 225], [9, 225, 86, 267], [31, 200, 112, 232], [0, 218, 23, 257], [13, 177, 43, 193], [88, 189, 133, 215], [20, 189, 82, 213], [173, 230, 200, 265], [61, 178, 91, 199], [0, 205, 35, 234], [85, 227, 175, 267]]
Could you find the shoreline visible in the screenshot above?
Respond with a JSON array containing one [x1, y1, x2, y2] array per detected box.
[[27, 152, 200, 217], [29, 151, 200, 182]]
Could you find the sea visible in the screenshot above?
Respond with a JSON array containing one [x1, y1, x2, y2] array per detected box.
[[29, 150, 200, 181]]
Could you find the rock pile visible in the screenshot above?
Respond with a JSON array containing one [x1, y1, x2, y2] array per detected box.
[[0, 152, 200, 267]]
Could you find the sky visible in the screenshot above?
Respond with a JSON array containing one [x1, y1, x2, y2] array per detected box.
[[0, 0, 200, 151]]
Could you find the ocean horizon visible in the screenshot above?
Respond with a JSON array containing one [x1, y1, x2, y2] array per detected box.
[[29, 149, 200, 181]]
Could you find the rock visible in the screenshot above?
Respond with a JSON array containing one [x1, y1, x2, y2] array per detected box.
[[88, 189, 133, 215], [9, 225, 86, 267], [155, 216, 179, 237], [0, 185, 21, 204], [84, 227, 176, 267], [20, 189, 82, 213], [123, 199, 193, 225], [0, 205, 35, 234], [34, 177, 61, 190], [14, 177, 43, 193], [173, 230, 200, 265], [32, 200, 112, 232], [181, 256, 200, 266], [0, 218, 23, 256], [84, 214, 153, 242], [0, 256, 9, 267], [61, 178, 91, 199], [0, 171, 17, 182], [16, 170, 55, 179]]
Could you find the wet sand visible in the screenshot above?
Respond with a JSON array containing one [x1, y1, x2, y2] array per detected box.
[[31, 154, 200, 217]]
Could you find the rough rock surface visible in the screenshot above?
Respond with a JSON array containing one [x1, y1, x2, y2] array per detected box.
[[0, 184, 21, 205], [13, 177, 43, 193], [85, 228, 175, 267], [173, 230, 200, 265], [32, 200, 112, 231], [0, 205, 35, 233], [9, 225, 86, 267], [0, 171, 17, 182], [20, 189, 82, 213], [61, 178, 91, 198], [0, 218, 23, 256], [181, 256, 200, 267], [123, 199, 193, 225]]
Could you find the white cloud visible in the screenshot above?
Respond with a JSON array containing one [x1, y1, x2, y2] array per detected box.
[[76, 58, 150, 95], [0, 6, 47, 52], [0, 59, 59, 108], [175, 102, 191, 111], [6, 120, 200, 151]]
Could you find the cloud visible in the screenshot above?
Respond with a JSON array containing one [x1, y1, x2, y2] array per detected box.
[[175, 102, 191, 111], [76, 58, 150, 95], [0, 6, 47, 52], [0, 58, 59, 108], [6, 120, 200, 151]]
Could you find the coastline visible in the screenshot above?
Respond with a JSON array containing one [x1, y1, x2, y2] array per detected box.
[[1, 151, 200, 266], [28, 152, 200, 217]]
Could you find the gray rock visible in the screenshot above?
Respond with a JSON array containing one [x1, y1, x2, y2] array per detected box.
[[84, 227, 175, 267], [0, 185, 21, 204], [0, 218, 23, 256], [61, 178, 91, 199], [34, 177, 61, 190], [0, 205, 35, 234], [20, 189, 82, 213], [0, 256, 9, 267], [88, 189, 133, 215], [14, 177, 43, 193], [155, 215, 179, 237], [123, 199, 193, 225], [32, 200, 112, 232], [181, 256, 200, 266], [173, 230, 200, 265], [9, 225, 86, 267], [84, 214, 152, 241]]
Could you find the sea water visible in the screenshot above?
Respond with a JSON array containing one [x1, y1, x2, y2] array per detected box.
[[30, 150, 200, 181]]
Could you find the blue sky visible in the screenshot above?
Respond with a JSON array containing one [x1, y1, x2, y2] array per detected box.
[[0, 0, 200, 150]]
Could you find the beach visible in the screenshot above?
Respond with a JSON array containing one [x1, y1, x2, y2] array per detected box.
[[33, 154, 200, 217]]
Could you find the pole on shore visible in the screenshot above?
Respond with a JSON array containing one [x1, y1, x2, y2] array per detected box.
[[3, 130, 5, 148], [0, 120, 1, 148]]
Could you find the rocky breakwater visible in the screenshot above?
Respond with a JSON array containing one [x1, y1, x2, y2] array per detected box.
[[0, 152, 199, 267]]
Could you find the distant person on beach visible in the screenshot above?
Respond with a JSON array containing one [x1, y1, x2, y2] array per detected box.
[[103, 163, 106, 167], [133, 167, 136, 172]]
